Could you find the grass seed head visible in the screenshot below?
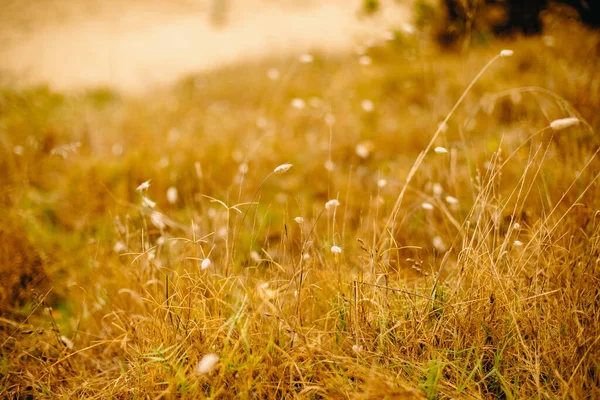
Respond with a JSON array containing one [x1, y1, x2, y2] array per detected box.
[[274, 163, 293, 174], [325, 199, 340, 210], [434, 146, 448, 154], [201, 258, 212, 270], [196, 353, 219, 375], [331, 245, 342, 254], [550, 117, 580, 131], [500, 49, 514, 57], [136, 180, 151, 192], [166, 187, 178, 204]]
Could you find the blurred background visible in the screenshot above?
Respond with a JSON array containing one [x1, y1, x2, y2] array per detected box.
[[0, 0, 413, 92]]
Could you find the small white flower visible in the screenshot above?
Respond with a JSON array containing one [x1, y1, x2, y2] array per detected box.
[[331, 245, 342, 254], [445, 196, 458, 205], [434, 146, 448, 154], [432, 236, 447, 252], [166, 187, 178, 204], [361, 99, 374, 112], [196, 353, 219, 375], [550, 117, 579, 131], [325, 199, 340, 210], [267, 68, 280, 80], [500, 49, 514, 58], [512, 222, 521, 230], [421, 202, 434, 211], [432, 183, 443, 197], [302, 253, 310, 260], [377, 179, 387, 188], [513, 240, 523, 247], [201, 258, 212, 270], [136, 180, 151, 192], [299, 53, 314, 63], [142, 196, 156, 208], [294, 217, 304, 224], [291, 98, 306, 110], [359, 55, 372, 66], [274, 163, 293, 174]]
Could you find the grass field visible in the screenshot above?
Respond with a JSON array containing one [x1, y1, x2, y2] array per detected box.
[[1, 9, 600, 399]]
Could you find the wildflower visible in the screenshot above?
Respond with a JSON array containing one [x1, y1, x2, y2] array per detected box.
[[421, 202, 434, 211], [500, 49, 514, 58], [274, 163, 293, 174], [166, 187, 178, 204], [201, 258, 212, 270], [325, 199, 340, 210], [196, 353, 219, 375], [433, 236, 447, 252], [331, 245, 342, 254], [136, 180, 151, 192], [361, 99, 374, 112], [550, 117, 579, 131], [359, 55, 372, 66], [445, 196, 458, 205], [434, 146, 448, 154], [294, 217, 304, 224], [291, 98, 306, 110], [377, 179, 387, 188], [299, 53, 314, 63]]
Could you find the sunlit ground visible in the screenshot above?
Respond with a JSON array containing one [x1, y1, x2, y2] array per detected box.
[[1, 1, 600, 398]]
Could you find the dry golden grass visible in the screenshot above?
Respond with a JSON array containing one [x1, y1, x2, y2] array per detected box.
[[1, 13, 600, 399]]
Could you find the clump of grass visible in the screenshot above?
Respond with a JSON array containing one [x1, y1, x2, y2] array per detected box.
[[1, 17, 600, 399]]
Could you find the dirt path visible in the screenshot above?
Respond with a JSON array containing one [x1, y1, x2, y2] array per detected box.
[[0, 0, 412, 93]]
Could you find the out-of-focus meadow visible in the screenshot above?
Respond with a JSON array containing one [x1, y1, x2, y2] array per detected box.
[[1, 1, 600, 398]]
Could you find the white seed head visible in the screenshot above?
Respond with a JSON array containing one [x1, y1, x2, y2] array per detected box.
[[432, 236, 447, 252], [355, 143, 370, 159], [324, 113, 336, 126], [303, 253, 310, 260], [196, 353, 219, 375], [142, 196, 156, 209], [291, 98, 306, 110], [150, 211, 166, 230], [324, 160, 335, 171], [299, 53, 314, 63], [513, 240, 523, 247], [445, 195, 458, 205], [352, 344, 363, 353], [267, 67, 280, 80], [113, 241, 126, 253], [500, 49, 514, 58], [377, 178, 387, 188], [434, 146, 448, 154], [361, 99, 374, 112], [359, 55, 372, 66], [432, 183, 443, 197], [325, 199, 340, 210], [331, 245, 342, 254], [166, 187, 178, 204], [239, 162, 249, 175], [294, 217, 304, 224], [421, 202, 434, 211], [274, 163, 293, 174], [250, 251, 261, 262], [201, 258, 212, 270], [512, 222, 521, 230], [136, 180, 151, 192], [550, 117, 579, 131]]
